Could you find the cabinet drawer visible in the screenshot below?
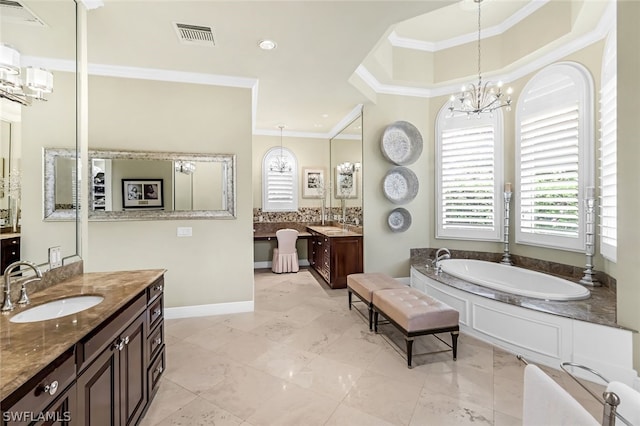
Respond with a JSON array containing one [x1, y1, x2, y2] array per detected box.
[[147, 295, 163, 333], [147, 278, 164, 304], [147, 322, 164, 363], [76, 292, 146, 372], [3, 348, 75, 418], [147, 348, 165, 399]]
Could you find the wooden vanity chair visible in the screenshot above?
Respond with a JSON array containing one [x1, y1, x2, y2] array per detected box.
[[272, 229, 300, 273]]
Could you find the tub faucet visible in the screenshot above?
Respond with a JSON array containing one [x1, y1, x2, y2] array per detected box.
[[434, 248, 451, 275], [2, 261, 43, 313]]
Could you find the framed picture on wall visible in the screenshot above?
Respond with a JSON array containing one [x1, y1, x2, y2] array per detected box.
[[335, 169, 357, 199], [122, 179, 164, 209], [302, 168, 326, 198]]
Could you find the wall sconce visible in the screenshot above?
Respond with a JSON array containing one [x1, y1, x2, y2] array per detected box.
[[0, 44, 54, 106], [175, 161, 196, 175], [337, 162, 361, 174]]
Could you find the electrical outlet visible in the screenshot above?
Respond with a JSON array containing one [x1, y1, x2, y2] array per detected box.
[[177, 227, 192, 237], [48, 246, 62, 269]]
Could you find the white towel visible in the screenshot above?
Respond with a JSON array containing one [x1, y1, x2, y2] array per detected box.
[[523, 364, 600, 426], [606, 381, 640, 426]]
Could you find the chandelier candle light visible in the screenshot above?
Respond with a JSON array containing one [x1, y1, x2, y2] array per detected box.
[[448, 0, 513, 117], [579, 187, 600, 286], [270, 125, 291, 173], [0, 44, 54, 106], [500, 182, 513, 265]]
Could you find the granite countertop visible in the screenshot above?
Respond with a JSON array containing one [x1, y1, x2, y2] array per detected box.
[[253, 230, 312, 240], [0, 269, 166, 400], [0, 232, 20, 240], [409, 258, 634, 332], [306, 225, 363, 237]]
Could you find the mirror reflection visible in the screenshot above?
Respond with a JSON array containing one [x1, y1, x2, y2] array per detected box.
[[45, 149, 236, 220], [1, 0, 78, 270], [330, 114, 363, 225]]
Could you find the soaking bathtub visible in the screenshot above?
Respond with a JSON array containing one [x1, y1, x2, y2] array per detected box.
[[438, 259, 591, 301], [409, 259, 639, 388]]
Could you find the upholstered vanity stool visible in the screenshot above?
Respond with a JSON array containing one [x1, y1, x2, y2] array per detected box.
[[272, 229, 299, 273]]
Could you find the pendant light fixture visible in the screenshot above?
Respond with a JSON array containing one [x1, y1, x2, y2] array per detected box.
[[448, 0, 513, 117], [270, 125, 291, 173]]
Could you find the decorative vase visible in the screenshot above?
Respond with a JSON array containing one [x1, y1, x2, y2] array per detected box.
[[10, 198, 19, 232]]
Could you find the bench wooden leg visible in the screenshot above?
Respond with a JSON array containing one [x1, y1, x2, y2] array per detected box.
[[406, 338, 414, 368], [373, 311, 379, 333], [348, 290, 352, 310], [451, 331, 459, 360], [368, 304, 373, 331]]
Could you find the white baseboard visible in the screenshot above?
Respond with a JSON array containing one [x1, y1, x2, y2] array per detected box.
[[395, 276, 411, 285], [254, 259, 310, 269], [164, 300, 254, 319]]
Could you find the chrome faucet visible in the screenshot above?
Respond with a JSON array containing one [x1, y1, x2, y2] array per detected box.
[[433, 248, 451, 275], [2, 261, 43, 313]]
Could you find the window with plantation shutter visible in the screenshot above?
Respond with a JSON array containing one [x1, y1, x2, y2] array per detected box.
[[262, 146, 298, 212], [436, 105, 504, 241], [600, 32, 617, 262], [515, 62, 594, 252]]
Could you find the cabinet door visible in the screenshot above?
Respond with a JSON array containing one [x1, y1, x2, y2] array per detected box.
[[76, 342, 119, 426], [33, 383, 77, 426], [119, 313, 146, 426], [329, 237, 363, 288]]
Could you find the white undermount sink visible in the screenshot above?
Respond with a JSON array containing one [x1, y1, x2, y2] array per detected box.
[[9, 295, 104, 323]]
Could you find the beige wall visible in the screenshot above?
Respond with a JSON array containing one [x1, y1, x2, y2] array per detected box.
[[85, 76, 254, 309], [362, 95, 431, 277], [617, 0, 640, 374], [21, 71, 78, 264]]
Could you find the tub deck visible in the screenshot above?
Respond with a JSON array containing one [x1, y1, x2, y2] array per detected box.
[[410, 258, 630, 332]]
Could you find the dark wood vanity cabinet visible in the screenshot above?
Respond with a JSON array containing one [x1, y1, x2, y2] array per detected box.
[[308, 231, 363, 288], [1, 236, 20, 272], [1, 277, 165, 426], [76, 311, 147, 426], [77, 277, 164, 426], [1, 347, 77, 426]]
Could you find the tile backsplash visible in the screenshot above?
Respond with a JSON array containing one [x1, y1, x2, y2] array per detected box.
[[253, 207, 362, 225]]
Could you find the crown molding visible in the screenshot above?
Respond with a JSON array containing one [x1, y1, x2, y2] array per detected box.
[[79, 0, 104, 11], [329, 104, 363, 139], [389, 0, 549, 52], [88, 63, 258, 89], [360, 2, 615, 100]]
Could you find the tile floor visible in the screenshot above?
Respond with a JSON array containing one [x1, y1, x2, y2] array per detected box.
[[140, 268, 606, 425]]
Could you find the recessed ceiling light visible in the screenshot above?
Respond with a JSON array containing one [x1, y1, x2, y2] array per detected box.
[[258, 39, 277, 50], [314, 124, 323, 128], [321, 113, 329, 118]]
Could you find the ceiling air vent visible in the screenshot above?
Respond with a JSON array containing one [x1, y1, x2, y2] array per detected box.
[[0, 0, 46, 26], [173, 23, 215, 47]]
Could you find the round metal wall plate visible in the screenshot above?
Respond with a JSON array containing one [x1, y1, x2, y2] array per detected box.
[[388, 208, 411, 232], [381, 121, 423, 166], [382, 166, 419, 204]]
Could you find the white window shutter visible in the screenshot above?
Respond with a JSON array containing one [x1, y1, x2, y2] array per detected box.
[[515, 62, 594, 252], [262, 147, 298, 212], [436, 106, 504, 241], [600, 31, 617, 262]]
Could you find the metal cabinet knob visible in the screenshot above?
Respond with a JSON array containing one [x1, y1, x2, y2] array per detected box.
[[42, 380, 59, 396], [155, 336, 162, 345], [153, 308, 161, 317]]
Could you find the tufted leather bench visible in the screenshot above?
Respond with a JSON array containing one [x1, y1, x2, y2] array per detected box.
[[372, 287, 460, 368], [347, 273, 407, 330]]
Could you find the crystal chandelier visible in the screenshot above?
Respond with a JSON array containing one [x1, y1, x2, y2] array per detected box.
[[0, 44, 54, 106], [337, 162, 361, 174], [270, 125, 291, 173], [448, 0, 513, 117]]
